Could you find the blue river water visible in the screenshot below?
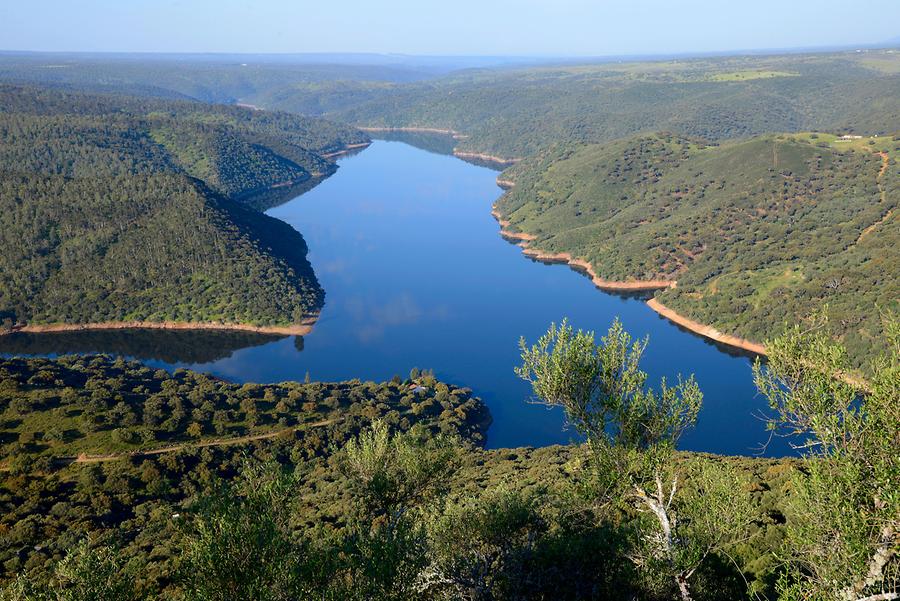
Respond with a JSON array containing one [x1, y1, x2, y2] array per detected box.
[[0, 140, 789, 455]]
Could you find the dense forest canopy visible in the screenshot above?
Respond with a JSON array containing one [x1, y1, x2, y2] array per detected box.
[[0, 85, 369, 330]]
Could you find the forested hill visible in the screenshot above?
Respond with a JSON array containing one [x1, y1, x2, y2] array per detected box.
[[3, 51, 897, 162], [0, 85, 368, 331], [0, 355, 491, 587], [496, 132, 899, 366], [0, 85, 369, 208], [327, 50, 900, 159]]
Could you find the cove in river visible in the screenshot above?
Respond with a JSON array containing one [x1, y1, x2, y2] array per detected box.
[[0, 139, 791, 456]]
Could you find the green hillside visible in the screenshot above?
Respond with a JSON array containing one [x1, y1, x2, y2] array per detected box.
[[0, 85, 368, 330], [327, 51, 900, 159], [496, 132, 900, 365], [3, 51, 897, 162]]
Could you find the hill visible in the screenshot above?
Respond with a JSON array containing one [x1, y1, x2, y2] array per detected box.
[[326, 50, 900, 160], [495, 132, 899, 365], [0, 85, 369, 331], [3, 50, 897, 164], [0, 355, 491, 585]]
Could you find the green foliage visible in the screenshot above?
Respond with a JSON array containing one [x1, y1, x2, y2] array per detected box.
[[0, 354, 489, 588], [342, 420, 460, 519], [517, 319, 762, 600], [516, 318, 701, 456], [426, 487, 545, 599], [1, 540, 140, 601], [178, 463, 309, 601], [500, 132, 899, 366], [0, 84, 370, 328], [0, 350, 798, 599], [754, 317, 900, 600]]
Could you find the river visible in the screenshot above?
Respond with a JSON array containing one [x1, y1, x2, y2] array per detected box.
[[0, 140, 790, 455]]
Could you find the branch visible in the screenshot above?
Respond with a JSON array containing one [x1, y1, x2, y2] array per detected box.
[[840, 520, 899, 601], [852, 594, 898, 601]]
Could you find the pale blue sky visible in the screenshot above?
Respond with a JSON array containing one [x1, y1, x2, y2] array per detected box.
[[3, 0, 898, 56]]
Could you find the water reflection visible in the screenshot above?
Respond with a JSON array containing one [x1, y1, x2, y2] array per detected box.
[[0, 329, 286, 364], [369, 131, 457, 156]]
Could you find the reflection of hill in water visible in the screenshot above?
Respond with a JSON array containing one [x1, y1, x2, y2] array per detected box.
[[0, 329, 289, 364], [370, 131, 457, 156], [240, 175, 332, 212]]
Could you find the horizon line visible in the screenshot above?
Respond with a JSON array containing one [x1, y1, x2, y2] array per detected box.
[[0, 40, 898, 63]]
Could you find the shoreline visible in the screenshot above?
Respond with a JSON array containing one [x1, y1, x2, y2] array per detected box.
[[359, 126, 468, 139], [491, 207, 674, 292], [4, 318, 318, 338], [359, 126, 519, 166], [490, 202, 768, 354], [646, 299, 766, 355], [452, 150, 521, 167], [322, 141, 372, 159]]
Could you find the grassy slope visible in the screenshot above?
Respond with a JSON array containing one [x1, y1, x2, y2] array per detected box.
[[496, 132, 899, 365]]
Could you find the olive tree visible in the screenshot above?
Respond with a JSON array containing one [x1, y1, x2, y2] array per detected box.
[[338, 421, 461, 601], [423, 487, 545, 600], [755, 317, 899, 601], [516, 319, 751, 600], [178, 462, 312, 601]]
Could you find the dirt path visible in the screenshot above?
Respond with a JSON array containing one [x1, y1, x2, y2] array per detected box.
[[856, 152, 892, 244], [57, 418, 338, 465]]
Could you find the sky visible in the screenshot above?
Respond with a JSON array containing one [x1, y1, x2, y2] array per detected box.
[[2, 0, 899, 57]]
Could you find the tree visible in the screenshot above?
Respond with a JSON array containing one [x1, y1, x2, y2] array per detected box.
[[516, 319, 750, 600], [341, 420, 460, 521], [1, 540, 140, 601], [755, 316, 899, 601], [424, 487, 544, 600], [186, 422, 203, 438], [338, 421, 460, 600], [178, 462, 311, 601]]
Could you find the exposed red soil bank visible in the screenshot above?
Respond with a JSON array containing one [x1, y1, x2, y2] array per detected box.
[[6, 317, 318, 337], [358, 126, 520, 165], [491, 207, 675, 292], [452, 150, 522, 166], [322, 141, 372, 159], [646, 299, 766, 355], [359, 126, 467, 139]]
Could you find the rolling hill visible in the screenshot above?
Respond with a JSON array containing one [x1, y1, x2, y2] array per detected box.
[[495, 132, 899, 365]]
